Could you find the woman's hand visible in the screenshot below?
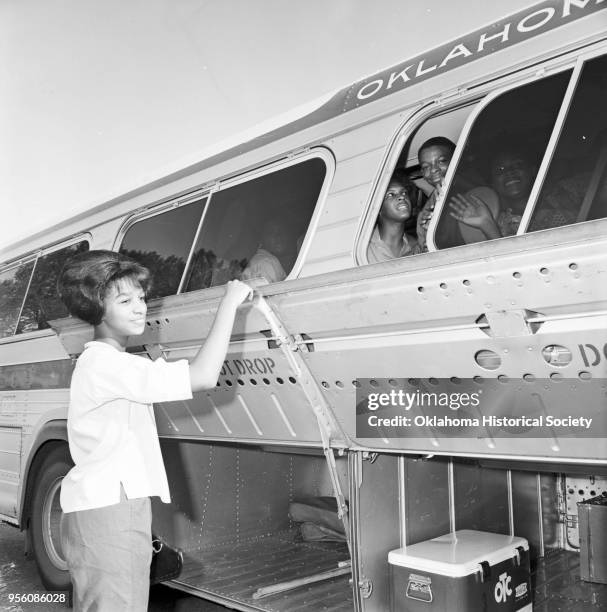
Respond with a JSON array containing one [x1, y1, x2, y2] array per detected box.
[[224, 280, 253, 308]]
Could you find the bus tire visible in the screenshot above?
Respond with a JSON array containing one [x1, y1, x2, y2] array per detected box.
[[30, 445, 73, 591]]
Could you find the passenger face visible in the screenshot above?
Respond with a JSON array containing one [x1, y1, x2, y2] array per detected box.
[[262, 221, 288, 255], [102, 278, 147, 337], [491, 153, 535, 201], [380, 180, 412, 222], [419, 145, 453, 187]]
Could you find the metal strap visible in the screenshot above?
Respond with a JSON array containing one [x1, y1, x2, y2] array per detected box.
[[253, 294, 351, 551]]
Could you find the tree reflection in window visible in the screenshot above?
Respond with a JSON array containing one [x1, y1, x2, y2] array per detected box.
[[0, 261, 35, 338], [17, 241, 89, 334], [187, 248, 247, 291], [530, 54, 607, 229], [183, 158, 326, 291], [119, 198, 206, 299]]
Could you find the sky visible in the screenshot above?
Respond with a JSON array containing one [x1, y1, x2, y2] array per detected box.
[[0, 0, 531, 252]]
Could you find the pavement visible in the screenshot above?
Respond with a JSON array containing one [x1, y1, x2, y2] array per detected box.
[[0, 522, 231, 612]]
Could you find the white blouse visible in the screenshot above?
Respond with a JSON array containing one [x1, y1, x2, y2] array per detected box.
[[60, 341, 192, 513]]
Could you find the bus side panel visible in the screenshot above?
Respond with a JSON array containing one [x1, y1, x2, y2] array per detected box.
[[277, 225, 607, 463], [0, 423, 21, 518], [0, 347, 71, 522], [301, 114, 396, 277]]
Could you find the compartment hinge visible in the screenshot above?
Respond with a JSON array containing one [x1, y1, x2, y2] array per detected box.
[[559, 511, 578, 529], [358, 577, 373, 599], [477, 309, 544, 337]]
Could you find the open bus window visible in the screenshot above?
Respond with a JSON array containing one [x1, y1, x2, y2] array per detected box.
[[16, 241, 89, 335], [530, 54, 607, 229], [364, 103, 476, 261], [433, 69, 573, 249], [0, 261, 35, 338], [182, 158, 326, 291], [119, 198, 207, 299]]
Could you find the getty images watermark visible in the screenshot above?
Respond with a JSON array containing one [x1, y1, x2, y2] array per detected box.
[[355, 378, 605, 438]]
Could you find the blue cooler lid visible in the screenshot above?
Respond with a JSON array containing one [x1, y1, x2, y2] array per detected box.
[[388, 530, 528, 578]]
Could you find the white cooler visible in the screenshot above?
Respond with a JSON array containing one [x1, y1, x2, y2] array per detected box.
[[389, 530, 532, 611]]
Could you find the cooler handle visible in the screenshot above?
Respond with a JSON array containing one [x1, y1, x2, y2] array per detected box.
[[514, 545, 525, 566], [478, 561, 491, 583]]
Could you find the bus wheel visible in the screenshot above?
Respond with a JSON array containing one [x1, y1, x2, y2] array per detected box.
[[30, 445, 73, 591]]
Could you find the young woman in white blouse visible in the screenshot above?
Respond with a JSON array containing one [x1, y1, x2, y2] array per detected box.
[[58, 250, 251, 611]]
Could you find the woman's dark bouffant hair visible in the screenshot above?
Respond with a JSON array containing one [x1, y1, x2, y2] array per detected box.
[[58, 250, 151, 325]]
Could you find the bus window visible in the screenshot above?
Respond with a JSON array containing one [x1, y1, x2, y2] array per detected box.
[[363, 102, 480, 262], [16, 241, 89, 334], [529, 54, 607, 229], [119, 198, 207, 299], [0, 261, 35, 338], [433, 69, 573, 249], [182, 158, 326, 291]]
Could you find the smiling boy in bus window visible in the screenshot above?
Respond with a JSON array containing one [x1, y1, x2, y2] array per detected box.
[[416, 137, 456, 251]]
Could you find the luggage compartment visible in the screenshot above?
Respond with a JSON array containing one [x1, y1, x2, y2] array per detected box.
[[153, 439, 352, 611], [153, 440, 607, 611], [355, 453, 607, 611]]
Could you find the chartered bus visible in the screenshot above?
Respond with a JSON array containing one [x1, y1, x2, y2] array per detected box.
[[1, 1, 606, 610]]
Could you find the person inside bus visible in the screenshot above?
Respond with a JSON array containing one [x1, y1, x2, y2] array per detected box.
[[241, 217, 288, 283], [367, 169, 421, 263], [448, 146, 576, 242], [57, 250, 252, 611], [534, 129, 607, 223], [416, 137, 456, 251]]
